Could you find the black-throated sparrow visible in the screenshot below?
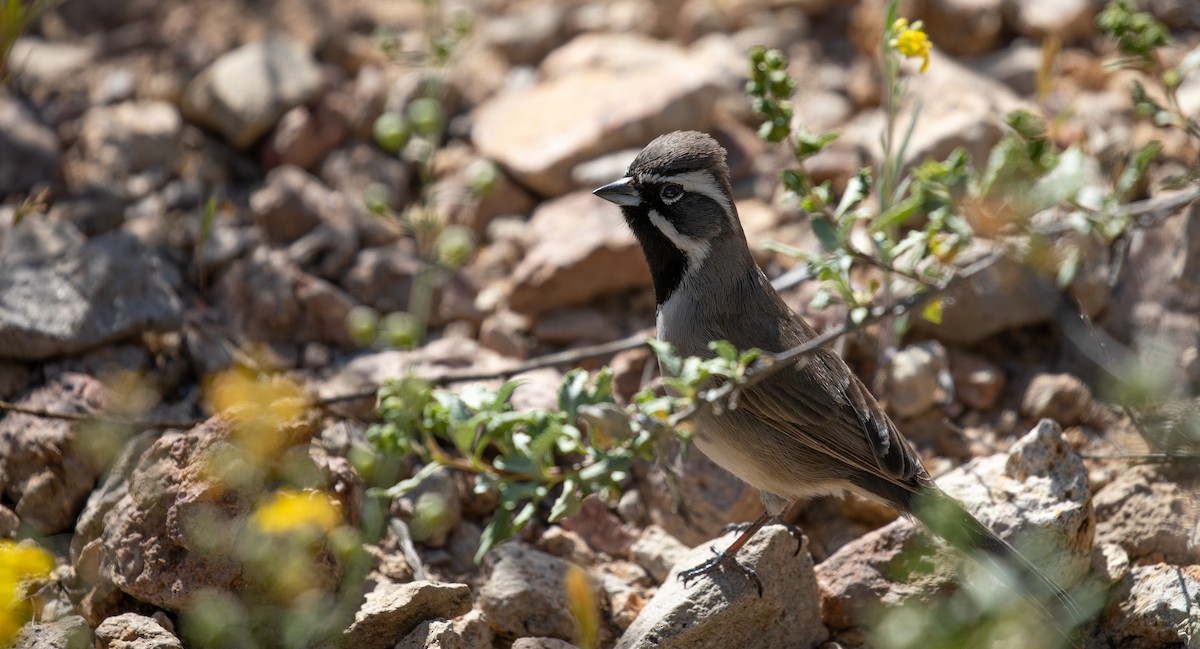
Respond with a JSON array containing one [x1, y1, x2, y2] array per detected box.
[[594, 130, 1082, 631]]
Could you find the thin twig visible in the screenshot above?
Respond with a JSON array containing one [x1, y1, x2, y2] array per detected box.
[[0, 400, 202, 430]]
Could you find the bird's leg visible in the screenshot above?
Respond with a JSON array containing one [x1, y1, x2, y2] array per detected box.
[[719, 516, 805, 556], [679, 512, 773, 596]]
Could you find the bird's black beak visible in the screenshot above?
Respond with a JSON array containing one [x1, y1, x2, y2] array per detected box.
[[593, 177, 642, 207]]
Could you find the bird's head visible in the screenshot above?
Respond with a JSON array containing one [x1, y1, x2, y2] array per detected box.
[[593, 131, 746, 306]]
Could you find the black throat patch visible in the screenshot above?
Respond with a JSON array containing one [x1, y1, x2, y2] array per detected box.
[[623, 207, 687, 307]]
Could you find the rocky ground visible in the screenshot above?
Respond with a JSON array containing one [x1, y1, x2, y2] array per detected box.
[[2, 0, 1199, 648]]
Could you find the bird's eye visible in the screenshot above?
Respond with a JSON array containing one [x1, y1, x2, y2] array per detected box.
[[660, 184, 684, 202]]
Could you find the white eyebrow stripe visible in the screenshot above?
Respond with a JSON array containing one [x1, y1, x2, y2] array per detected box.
[[636, 170, 734, 224], [647, 208, 711, 271]]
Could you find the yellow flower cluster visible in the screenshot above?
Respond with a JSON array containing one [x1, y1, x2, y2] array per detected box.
[[0, 541, 55, 645], [252, 489, 342, 535], [891, 18, 932, 73]]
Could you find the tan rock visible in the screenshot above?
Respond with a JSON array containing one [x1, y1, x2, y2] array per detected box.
[[617, 525, 829, 649], [1005, 0, 1097, 42], [508, 191, 650, 315], [0, 374, 112, 535], [917, 0, 1004, 57], [473, 60, 723, 197], [182, 38, 321, 148]]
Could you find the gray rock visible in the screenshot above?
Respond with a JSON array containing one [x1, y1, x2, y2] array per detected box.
[[508, 191, 649, 315], [512, 638, 579, 649], [973, 43, 1042, 97], [918, 0, 1004, 57], [10, 615, 91, 649], [7, 38, 92, 93], [560, 495, 637, 558], [629, 525, 691, 583], [948, 350, 1006, 411], [0, 503, 18, 537], [395, 619, 464, 649], [47, 187, 127, 237], [1021, 373, 1092, 426], [262, 93, 351, 171], [342, 245, 423, 315], [482, 4, 575, 66], [318, 142, 412, 246], [815, 517, 956, 630], [481, 542, 586, 641], [473, 40, 725, 196], [182, 38, 322, 148], [915, 242, 1102, 345], [451, 609, 493, 648], [0, 227, 183, 360], [338, 581, 472, 649], [94, 612, 182, 649], [249, 165, 332, 244], [595, 560, 652, 631], [70, 417, 342, 620], [1096, 564, 1200, 648], [1104, 200, 1200, 388], [531, 308, 622, 346], [213, 248, 357, 350], [1093, 464, 1198, 566], [77, 101, 182, 183], [0, 360, 31, 400], [819, 420, 1093, 628], [0, 95, 60, 195], [0, 374, 112, 535], [940, 418, 1094, 583], [1005, 0, 1096, 42], [1090, 543, 1130, 586], [617, 525, 828, 649], [878, 341, 950, 419], [479, 310, 533, 358]]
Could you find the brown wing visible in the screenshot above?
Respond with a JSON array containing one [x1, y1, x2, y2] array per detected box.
[[733, 348, 932, 495]]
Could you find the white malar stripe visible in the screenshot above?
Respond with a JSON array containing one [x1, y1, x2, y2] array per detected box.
[[647, 208, 711, 269], [637, 170, 735, 224]]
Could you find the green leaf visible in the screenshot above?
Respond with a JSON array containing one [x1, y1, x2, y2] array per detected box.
[[871, 194, 922, 234], [512, 500, 538, 530], [1116, 140, 1162, 201], [548, 479, 583, 522], [492, 379, 524, 411], [811, 217, 840, 252], [476, 505, 512, 563], [833, 169, 872, 221], [558, 368, 591, 420], [382, 462, 441, 497], [494, 454, 540, 477], [648, 339, 682, 377], [1030, 146, 1087, 212], [708, 340, 738, 362], [794, 128, 840, 159], [578, 454, 632, 484]]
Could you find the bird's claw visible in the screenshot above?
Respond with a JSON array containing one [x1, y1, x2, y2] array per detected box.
[[677, 546, 764, 597]]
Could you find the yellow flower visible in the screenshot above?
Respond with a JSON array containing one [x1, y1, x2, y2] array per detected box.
[[252, 489, 342, 535], [890, 18, 932, 73], [0, 541, 55, 646]]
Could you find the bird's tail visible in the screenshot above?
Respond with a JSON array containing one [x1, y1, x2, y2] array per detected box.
[[907, 488, 1086, 643]]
